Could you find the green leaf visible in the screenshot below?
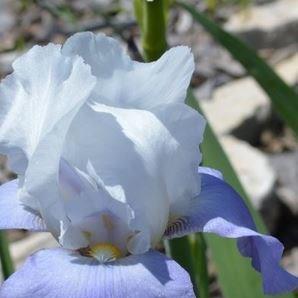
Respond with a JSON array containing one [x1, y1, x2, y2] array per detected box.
[[0, 231, 14, 279], [186, 90, 294, 298], [177, 1, 298, 137]]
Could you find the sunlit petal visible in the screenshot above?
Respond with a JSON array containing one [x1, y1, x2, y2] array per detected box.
[[62, 32, 194, 109], [0, 43, 96, 239]]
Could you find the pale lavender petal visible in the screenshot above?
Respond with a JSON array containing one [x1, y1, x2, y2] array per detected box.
[[165, 167, 298, 294], [0, 248, 194, 298], [0, 180, 46, 231]]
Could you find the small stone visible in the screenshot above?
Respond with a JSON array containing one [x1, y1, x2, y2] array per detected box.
[[10, 232, 58, 269], [0, 0, 15, 34], [282, 248, 298, 276], [225, 0, 298, 32], [0, 51, 22, 77], [0, 233, 57, 282], [269, 151, 298, 214], [198, 53, 298, 136], [198, 77, 270, 135], [176, 11, 193, 34], [219, 136, 276, 209], [224, 0, 298, 49]]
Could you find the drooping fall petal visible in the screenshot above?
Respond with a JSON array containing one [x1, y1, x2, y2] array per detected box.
[[165, 168, 298, 294], [0, 180, 46, 231], [0, 248, 195, 298]]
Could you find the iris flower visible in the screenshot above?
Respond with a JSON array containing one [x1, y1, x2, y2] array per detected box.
[[0, 32, 297, 297]]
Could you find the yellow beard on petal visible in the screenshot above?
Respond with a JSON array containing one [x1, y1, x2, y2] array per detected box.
[[80, 243, 122, 263]]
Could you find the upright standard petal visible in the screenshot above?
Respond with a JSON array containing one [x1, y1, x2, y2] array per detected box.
[[0, 44, 93, 174], [60, 32, 205, 252], [153, 103, 206, 219], [0, 42, 96, 239], [0, 248, 195, 298], [0, 180, 46, 231], [63, 103, 173, 252], [165, 168, 298, 294], [62, 32, 194, 109], [60, 79, 205, 252]]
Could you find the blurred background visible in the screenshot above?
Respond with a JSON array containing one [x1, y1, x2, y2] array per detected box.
[[0, 0, 297, 297]]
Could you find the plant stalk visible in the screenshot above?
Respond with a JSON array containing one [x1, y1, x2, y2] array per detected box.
[[0, 231, 14, 279], [135, 2, 210, 296], [141, 0, 167, 61], [191, 234, 209, 298]]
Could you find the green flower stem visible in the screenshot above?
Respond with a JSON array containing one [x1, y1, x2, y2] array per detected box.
[[135, 1, 210, 295], [0, 231, 14, 279], [138, 0, 167, 62], [191, 234, 209, 298]]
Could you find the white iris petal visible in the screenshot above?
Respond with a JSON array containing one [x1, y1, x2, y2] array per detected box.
[[0, 32, 205, 260], [0, 43, 96, 240]]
